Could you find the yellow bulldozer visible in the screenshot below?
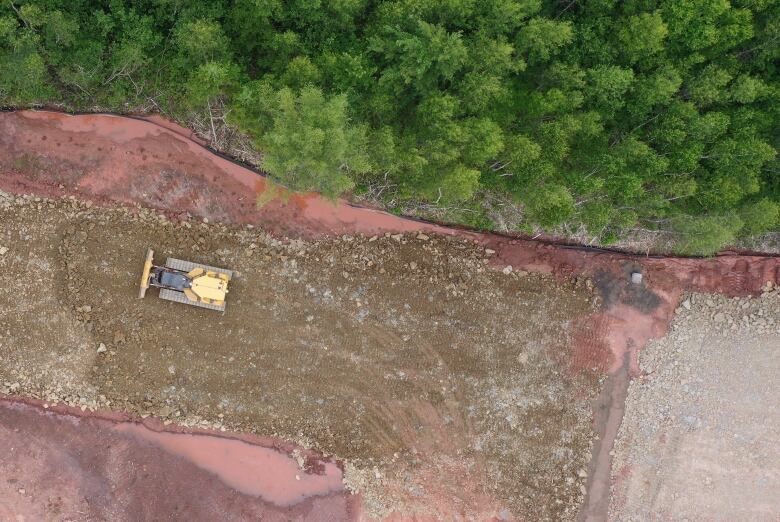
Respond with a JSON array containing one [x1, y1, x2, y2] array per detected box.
[[138, 249, 232, 312]]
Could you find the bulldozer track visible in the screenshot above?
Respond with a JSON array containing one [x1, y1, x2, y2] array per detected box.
[[158, 287, 226, 312], [165, 257, 233, 280]]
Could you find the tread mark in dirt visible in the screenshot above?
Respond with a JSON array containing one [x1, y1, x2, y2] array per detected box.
[[568, 314, 612, 373], [723, 259, 748, 296]]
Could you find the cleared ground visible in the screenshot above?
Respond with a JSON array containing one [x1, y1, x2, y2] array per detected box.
[[610, 289, 780, 521], [0, 193, 601, 520]]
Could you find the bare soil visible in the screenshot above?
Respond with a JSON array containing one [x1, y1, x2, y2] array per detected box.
[[610, 288, 780, 521], [0, 193, 601, 521]]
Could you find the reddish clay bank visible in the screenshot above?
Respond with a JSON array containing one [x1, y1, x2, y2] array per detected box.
[[0, 110, 448, 238]]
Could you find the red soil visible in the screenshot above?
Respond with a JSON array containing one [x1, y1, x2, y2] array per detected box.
[[0, 396, 358, 521], [1, 110, 778, 521], [0, 111, 448, 238]]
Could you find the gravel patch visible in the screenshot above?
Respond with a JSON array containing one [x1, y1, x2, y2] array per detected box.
[[610, 285, 780, 521]]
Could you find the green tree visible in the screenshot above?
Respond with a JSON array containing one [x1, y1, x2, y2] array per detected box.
[[185, 61, 239, 108], [280, 56, 321, 90], [629, 66, 682, 117], [687, 65, 732, 106], [0, 13, 51, 103], [371, 20, 468, 93], [672, 213, 743, 256], [729, 74, 769, 104], [523, 183, 575, 228], [176, 19, 231, 66], [259, 86, 370, 197], [617, 11, 668, 62], [501, 134, 541, 172], [515, 18, 573, 64], [739, 198, 779, 235], [585, 65, 635, 114], [431, 164, 482, 203]]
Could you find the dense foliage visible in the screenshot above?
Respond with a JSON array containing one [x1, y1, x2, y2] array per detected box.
[[1, 0, 778, 253]]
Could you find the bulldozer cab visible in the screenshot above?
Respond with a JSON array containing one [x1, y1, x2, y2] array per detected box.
[[158, 270, 190, 291]]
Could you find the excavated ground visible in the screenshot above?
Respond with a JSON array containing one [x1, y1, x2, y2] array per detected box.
[[0, 193, 601, 521]]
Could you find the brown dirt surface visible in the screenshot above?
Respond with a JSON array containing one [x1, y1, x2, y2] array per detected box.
[[0, 192, 601, 521], [610, 287, 780, 521]]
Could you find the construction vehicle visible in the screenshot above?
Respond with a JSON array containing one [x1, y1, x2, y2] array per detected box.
[[138, 249, 232, 312]]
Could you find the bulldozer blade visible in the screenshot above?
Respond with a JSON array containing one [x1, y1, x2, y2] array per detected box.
[[139, 249, 154, 299]]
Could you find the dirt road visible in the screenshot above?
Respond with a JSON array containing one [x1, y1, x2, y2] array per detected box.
[[0, 193, 600, 520]]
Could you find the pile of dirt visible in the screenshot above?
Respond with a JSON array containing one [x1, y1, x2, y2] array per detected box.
[[610, 286, 780, 521], [0, 192, 602, 521]]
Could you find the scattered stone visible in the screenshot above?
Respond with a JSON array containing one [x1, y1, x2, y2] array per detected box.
[[612, 290, 780, 520], [97, 343, 107, 353], [158, 405, 174, 417]]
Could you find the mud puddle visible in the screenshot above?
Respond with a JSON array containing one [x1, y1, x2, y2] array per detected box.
[[577, 355, 630, 521], [113, 424, 344, 505], [0, 396, 354, 521]]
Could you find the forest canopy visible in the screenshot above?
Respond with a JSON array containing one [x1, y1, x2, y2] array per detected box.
[[1, 0, 778, 254]]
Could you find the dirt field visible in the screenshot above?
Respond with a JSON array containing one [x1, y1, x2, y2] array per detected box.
[[0, 192, 603, 521], [610, 288, 780, 521]]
